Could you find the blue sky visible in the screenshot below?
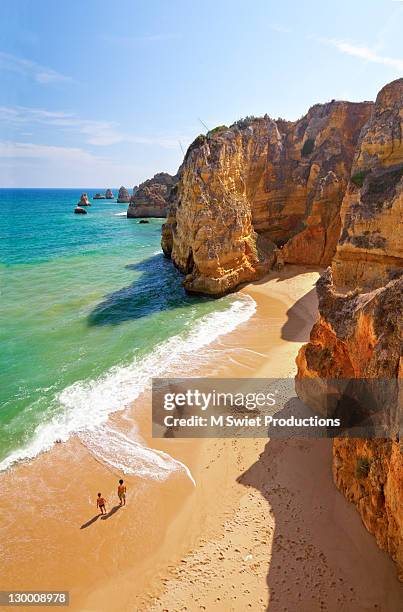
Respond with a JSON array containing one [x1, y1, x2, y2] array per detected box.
[[0, 0, 402, 187]]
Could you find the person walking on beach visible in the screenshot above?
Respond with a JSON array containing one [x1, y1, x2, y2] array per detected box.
[[118, 479, 126, 506], [97, 492, 107, 515]]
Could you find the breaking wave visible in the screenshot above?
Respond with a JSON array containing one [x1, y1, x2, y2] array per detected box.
[[0, 295, 256, 475]]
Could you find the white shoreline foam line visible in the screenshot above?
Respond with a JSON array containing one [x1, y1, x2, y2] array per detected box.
[[0, 295, 256, 476], [79, 425, 196, 486]]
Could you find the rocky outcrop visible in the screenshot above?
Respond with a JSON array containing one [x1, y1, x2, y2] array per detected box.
[[333, 438, 402, 581], [117, 186, 130, 203], [332, 78, 403, 290], [296, 268, 401, 404], [127, 173, 176, 218], [105, 189, 114, 199], [77, 193, 90, 206], [296, 269, 402, 579], [162, 101, 372, 295], [296, 80, 403, 579], [93, 193, 106, 199]]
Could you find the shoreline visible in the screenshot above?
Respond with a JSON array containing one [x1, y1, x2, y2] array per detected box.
[[1, 266, 402, 611]]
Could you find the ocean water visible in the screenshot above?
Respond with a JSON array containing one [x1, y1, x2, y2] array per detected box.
[[0, 189, 255, 473]]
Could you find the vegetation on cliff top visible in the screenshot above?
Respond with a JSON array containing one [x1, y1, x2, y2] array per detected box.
[[207, 125, 228, 137]]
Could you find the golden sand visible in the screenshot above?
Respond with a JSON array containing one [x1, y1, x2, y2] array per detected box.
[[1, 267, 402, 611]]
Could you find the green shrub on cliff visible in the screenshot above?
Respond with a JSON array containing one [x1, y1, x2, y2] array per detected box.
[[184, 134, 207, 161], [207, 125, 228, 137], [351, 170, 369, 187], [301, 138, 315, 156], [232, 115, 258, 129], [355, 457, 371, 479]]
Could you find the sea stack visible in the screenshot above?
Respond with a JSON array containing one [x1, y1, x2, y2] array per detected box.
[[74, 207, 87, 214], [127, 172, 177, 218], [117, 186, 130, 203], [105, 189, 114, 199], [77, 193, 91, 206], [93, 193, 106, 199]]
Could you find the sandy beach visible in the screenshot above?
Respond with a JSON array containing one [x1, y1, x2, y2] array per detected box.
[[1, 266, 402, 611]]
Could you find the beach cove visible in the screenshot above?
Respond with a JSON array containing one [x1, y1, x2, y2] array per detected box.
[[1, 259, 402, 611]]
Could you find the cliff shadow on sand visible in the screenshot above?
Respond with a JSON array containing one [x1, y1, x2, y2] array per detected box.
[[246, 265, 320, 342], [237, 424, 403, 611], [87, 254, 211, 327], [281, 287, 318, 342]]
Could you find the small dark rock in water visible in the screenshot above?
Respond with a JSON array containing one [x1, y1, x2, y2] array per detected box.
[[74, 206, 87, 214], [93, 193, 106, 199], [138, 219, 149, 224]]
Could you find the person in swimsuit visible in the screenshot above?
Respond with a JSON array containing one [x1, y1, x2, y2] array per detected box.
[[97, 492, 107, 514], [117, 479, 126, 506]]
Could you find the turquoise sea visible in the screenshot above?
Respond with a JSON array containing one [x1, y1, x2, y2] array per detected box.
[[0, 189, 255, 472]]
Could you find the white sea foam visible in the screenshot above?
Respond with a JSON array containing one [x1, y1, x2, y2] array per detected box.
[[79, 425, 196, 485], [0, 295, 256, 475], [114, 212, 127, 216]]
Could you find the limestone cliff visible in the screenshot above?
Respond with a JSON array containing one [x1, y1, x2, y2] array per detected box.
[[296, 79, 403, 580], [296, 269, 402, 579], [295, 80, 403, 581], [127, 172, 177, 218], [332, 78, 403, 289], [162, 101, 372, 295]]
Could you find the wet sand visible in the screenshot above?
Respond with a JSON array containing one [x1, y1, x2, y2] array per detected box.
[[0, 266, 402, 611]]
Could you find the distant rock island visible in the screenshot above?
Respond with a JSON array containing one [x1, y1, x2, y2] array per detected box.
[[105, 189, 114, 199], [117, 186, 130, 203], [127, 172, 177, 218], [77, 193, 91, 206], [93, 193, 106, 199]]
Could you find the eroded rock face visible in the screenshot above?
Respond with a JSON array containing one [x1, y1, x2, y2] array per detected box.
[[332, 78, 403, 290], [296, 268, 402, 381], [296, 79, 403, 579], [127, 173, 177, 218], [296, 269, 403, 579], [162, 101, 372, 294], [117, 186, 130, 203], [105, 189, 114, 199], [333, 438, 403, 581]]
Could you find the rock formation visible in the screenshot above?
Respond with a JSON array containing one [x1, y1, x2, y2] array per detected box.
[[127, 172, 177, 218], [296, 269, 402, 579], [74, 206, 87, 215], [117, 186, 130, 203], [93, 193, 106, 199], [162, 101, 372, 295], [105, 189, 114, 199], [332, 78, 403, 289], [296, 79, 403, 580], [77, 193, 91, 206]]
